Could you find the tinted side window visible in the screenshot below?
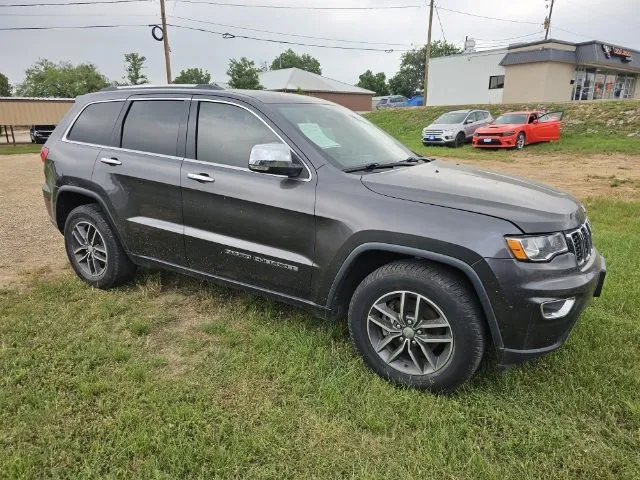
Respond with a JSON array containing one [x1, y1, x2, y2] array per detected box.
[[121, 100, 184, 156], [196, 102, 281, 169], [467, 112, 478, 122], [67, 101, 124, 146]]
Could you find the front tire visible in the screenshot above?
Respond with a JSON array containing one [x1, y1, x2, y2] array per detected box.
[[64, 204, 136, 289], [515, 132, 526, 150], [453, 131, 465, 148], [348, 260, 486, 393]]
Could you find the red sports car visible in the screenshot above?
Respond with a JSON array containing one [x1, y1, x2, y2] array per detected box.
[[472, 111, 563, 150]]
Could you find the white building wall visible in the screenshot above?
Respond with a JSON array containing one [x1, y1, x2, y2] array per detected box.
[[427, 49, 507, 105]]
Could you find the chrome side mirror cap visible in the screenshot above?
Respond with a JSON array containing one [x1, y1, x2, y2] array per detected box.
[[249, 143, 303, 178]]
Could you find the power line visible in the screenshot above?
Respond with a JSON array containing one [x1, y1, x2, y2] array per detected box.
[[0, 23, 150, 30], [168, 23, 412, 51], [0, 0, 148, 6], [434, 4, 446, 43], [435, 5, 541, 25], [473, 31, 545, 42], [171, 1, 424, 10], [170, 15, 417, 46]]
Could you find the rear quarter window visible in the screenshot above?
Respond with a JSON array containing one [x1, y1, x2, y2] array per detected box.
[[66, 101, 125, 146]]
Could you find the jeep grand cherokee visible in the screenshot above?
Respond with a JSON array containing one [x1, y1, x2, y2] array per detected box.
[[41, 85, 606, 392]]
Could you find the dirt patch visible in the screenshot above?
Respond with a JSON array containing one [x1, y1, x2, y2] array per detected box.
[[1, 152, 639, 286], [0, 154, 68, 287], [453, 153, 640, 200]]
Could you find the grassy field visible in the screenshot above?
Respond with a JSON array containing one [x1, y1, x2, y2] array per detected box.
[[0, 144, 42, 155], [1, 197, 639, 479], [366, 100, 640, 159]]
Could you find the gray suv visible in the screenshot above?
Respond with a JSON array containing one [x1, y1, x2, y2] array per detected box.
[[422, 109, 492, 147], [41, 85, 606, 392]]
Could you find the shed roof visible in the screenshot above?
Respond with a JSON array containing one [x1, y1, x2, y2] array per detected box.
[[258, 68, 374, 95]]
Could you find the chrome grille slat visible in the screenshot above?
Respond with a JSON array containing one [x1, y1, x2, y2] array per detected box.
[[566, 220, 592, 266]]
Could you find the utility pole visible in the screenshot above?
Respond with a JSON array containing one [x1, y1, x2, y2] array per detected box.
[[423, 0, 435, 106], [544, 0, 555, 40], [159, 0, 172, 83]]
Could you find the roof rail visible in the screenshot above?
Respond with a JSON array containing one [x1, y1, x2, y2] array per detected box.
[[100, 83, 224, 92]]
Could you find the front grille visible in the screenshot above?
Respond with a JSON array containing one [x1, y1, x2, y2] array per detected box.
[[423, 130, 443, 135], [566, 220, 593, 265], [477, 132, 498, 137]]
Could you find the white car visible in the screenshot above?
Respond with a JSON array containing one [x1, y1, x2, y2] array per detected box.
[[422, 109, 493, 147]]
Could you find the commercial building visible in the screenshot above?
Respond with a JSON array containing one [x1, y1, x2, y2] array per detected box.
[[258, 67, 375, 111], [427, 39, 640, 105]]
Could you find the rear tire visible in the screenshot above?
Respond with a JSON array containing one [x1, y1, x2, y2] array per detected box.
[[64, 204, 136, 289], [348, 260, 487, 393]]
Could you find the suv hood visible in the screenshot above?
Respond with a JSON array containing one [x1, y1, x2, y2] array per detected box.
[[424, 123, 460, 130], [361, 160, 585, 233]]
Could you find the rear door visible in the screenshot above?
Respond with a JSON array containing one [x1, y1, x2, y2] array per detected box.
[[91, 95, 189, 265], [180, 97, 316, 299], [537, 111, 564, 141]]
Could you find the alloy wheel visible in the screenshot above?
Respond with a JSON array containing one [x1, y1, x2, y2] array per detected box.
[[70, 221, 108, 277], [516, 133, 525, 150], [366, 290, 454, 375]]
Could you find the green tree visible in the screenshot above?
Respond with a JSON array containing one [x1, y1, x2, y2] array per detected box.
[[270, 49, 322, 74], [122, 52, 148, 86], [388, 40, 462, 97], [356, 70, 389, 96], [227, 57, 263, 90], [0, 73, 11, 96], [15, 59, 110, 97], [173, 67, 212, 84]]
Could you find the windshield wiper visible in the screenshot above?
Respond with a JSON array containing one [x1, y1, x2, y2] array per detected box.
[[404, 155, 434, 163], [344, 156, 433, 173], [344, 162, 393, 173]]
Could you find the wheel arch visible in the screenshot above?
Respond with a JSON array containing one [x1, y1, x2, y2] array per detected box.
[[55, 186, 131, 254], [326, 242, 504, 350]]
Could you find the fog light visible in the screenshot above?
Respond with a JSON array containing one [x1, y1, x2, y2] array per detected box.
[[541, 298, 576, 319]]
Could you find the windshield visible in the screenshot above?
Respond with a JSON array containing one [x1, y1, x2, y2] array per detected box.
[[494, 114, 528, 125], [276, 103, 414, 170], [434, 112, 468, 124]]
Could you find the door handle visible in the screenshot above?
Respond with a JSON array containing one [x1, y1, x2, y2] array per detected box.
[[187, 173, 215, 183], [100, 157, 122, 166]]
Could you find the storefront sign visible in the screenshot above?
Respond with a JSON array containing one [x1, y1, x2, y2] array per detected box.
[[602, 44, 632, 63]]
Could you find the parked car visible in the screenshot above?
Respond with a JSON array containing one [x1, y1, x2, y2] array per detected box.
[[376, 95, 408, 109], [41, 86, 605, 392], [472, 111, 563, 150], [30, 124, 56, 144], [422, 109, 493, 147]]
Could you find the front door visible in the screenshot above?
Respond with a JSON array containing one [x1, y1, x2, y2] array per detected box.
[[92, 96, 189, 265], [537, 111, 564, 141], [180, 98, 316, 299]]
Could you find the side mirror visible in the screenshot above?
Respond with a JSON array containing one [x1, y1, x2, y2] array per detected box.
[[249, 143, 303, 178], [533, 119, 539, 124], [465, 118, 474, 124]]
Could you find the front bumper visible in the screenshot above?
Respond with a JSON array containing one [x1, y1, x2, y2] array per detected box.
[[479, 249, 606, 366], [472, 135, 516, 148], [422, 134, 454, 145]]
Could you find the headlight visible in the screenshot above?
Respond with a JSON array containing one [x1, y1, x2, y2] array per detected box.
[[443, 129, 454, 137], [506, 233, 568, 262], [501, 131, 516, 137]]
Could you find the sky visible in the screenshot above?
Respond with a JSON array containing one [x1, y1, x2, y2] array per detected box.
[[1, 0, 638, 88]]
